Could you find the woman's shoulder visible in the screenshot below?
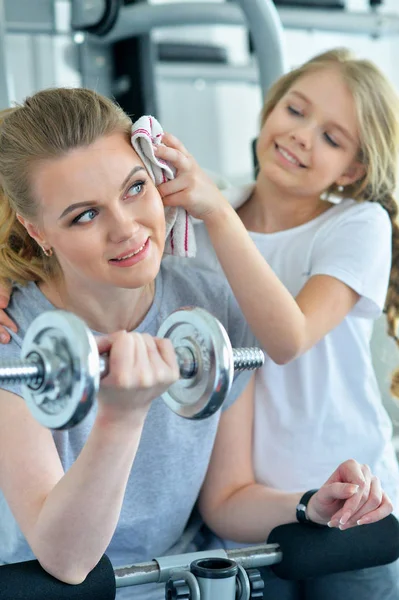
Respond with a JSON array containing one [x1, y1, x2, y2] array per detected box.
[[5, 282, 53, 346]]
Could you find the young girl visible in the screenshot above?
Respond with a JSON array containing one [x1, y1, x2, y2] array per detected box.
[[152, 48, 399, 598], [0, 87, 389, 600]]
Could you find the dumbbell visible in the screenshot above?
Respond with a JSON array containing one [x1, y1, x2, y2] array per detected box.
[[0, 307, 264, 429]]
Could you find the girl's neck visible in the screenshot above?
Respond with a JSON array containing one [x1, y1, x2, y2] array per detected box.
[[238, 175, 333, 234], [39, 276, 156, 334]]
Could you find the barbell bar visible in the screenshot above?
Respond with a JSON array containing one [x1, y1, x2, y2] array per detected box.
[[0, 307, 264, 429]]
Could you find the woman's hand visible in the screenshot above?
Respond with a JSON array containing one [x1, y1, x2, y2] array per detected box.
[[0, 285, 17, 343], [95, 330, 180, 422], [154, 133, 229, 222], [306, 459, 393, 529]]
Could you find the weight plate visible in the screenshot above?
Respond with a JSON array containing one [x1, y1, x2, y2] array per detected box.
[[157, 307, 234, 419], [21, 310, 100, 429]]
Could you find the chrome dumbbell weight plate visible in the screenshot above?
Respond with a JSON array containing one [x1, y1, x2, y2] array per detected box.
[[21, 311, 100, 429], [157, 307, 235, 419]]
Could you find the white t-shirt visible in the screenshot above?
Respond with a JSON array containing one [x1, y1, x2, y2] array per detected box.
[[192, 184, 399, 507]]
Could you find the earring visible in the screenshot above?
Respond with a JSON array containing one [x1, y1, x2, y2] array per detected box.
[[41, 245, 53, 257], [337, 185, 344, 193]]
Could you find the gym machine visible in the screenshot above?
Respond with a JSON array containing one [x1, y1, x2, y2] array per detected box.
[[2, 0, 399, 113], [0, 514, 398, 599]]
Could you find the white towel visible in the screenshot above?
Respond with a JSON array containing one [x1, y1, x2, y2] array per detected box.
[[131, 116, 196, 258]]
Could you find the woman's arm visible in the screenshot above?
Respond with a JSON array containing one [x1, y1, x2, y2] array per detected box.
[[0, 331, 179, 584], [199, 378, 392, 543]]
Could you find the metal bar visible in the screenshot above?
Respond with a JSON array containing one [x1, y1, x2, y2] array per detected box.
[[0, 0, 11, 109], [237, 0, 286, 92], [85, 2, 399, 45], [154, 62, 259, 86], [277, 7, 399, 37], [85, 3, 246, 44], [114, 544, 282, 588], [0, 362, 41, 382], [4, 0, 56, 34]]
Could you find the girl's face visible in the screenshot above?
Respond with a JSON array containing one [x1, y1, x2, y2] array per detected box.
[[24, 132, 166, 291], [256, 67, 365, 198]]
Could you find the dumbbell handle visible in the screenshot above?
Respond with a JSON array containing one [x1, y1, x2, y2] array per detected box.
[[100, 346, 264, 379], [0, 346, 264, 388]]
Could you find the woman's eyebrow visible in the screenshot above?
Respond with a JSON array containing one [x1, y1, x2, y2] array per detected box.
[[59, 166, 147, 219], [119, 166, 146, 192]]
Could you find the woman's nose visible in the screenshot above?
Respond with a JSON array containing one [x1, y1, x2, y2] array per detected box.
[[108, 208, 140, 244]]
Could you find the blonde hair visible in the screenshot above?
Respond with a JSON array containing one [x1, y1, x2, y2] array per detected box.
[[261, 48, 399, 398], [0, 88, 132, 287]]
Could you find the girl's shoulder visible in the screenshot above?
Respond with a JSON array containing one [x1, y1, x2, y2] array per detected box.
[[318, 198, 391, 241], [328, 197, 389, 222]]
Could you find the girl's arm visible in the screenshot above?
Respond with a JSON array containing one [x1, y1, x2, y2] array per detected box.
[[199, 377, 392, 542], [0, 331, 179, 584], [156, 137, 366, 364]]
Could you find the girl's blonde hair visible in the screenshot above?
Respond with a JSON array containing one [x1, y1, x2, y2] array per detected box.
[[0, 88, 132, 287], [261, 48, 399, 398]]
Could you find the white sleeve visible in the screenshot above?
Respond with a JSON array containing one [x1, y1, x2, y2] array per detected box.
[[310, 202, 392, 319]]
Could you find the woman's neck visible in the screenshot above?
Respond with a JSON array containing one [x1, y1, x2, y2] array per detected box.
[[237, 175, 333, 234], [39, 276, 156, 334]]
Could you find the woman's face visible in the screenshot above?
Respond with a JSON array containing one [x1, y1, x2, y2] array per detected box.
[[27, 132, 166, 291], [256, 67, 365, 198]]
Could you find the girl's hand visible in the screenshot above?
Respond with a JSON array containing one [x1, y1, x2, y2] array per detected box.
[[306, 459, 393, 528], [0, 285, 17, 343], [155, 133, 229, 222], [96, 331, 180, 422]]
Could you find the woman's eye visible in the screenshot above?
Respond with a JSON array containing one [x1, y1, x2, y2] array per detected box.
[[287, 105, 302, 116], [324, 133, 339, 148], [72, 208, 98, 225], [126, 180, 146, 197]]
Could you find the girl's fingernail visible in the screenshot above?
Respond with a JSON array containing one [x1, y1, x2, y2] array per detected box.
[[357, 517, 369, 525], [327, 521, 333, 528], [340, 512, 351, 525], [0, 334, 8, 343], [349, 484, 359, 493]]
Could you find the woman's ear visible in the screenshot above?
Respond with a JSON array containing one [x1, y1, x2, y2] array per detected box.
[[336, 160, 366, 188], [16, 214, 47, 247]]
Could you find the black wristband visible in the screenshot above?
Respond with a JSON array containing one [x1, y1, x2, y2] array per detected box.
[[296, 489, 324, 527]]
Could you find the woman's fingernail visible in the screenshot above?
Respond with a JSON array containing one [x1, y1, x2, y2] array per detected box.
[[350, 484, 359, 493], [327, 521, 333, 528], [0, 334, 8, 343]]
